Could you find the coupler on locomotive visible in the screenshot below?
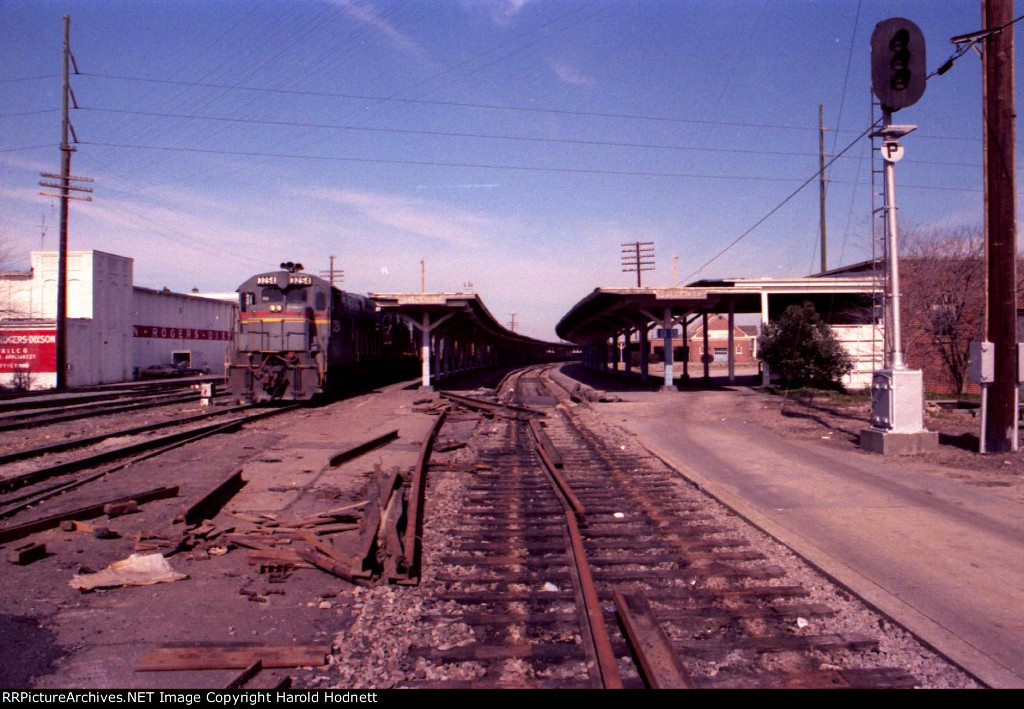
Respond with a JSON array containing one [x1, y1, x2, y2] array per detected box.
[[228, 350, 323, 403]]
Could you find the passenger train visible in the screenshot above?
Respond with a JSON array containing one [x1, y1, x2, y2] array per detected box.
[[227, 263, 410, 402]]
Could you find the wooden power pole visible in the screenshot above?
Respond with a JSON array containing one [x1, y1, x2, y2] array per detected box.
[[38, 16, 92, 389], [983, 0, 1018, 452], [819, 104, 828, 274]]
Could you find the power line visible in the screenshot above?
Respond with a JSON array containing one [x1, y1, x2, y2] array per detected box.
[[0, 109, 60, 119], [77, 139, 981, 192], [0, 143, 56, 153], [78, 71, 844, 134], [0, 75, 59, 83], [76, 106, 851, 159], [75, 140, 821, 183], [69, 106, 988, 169], [682, 120, 883, 284], [77, 70, 985, 146]]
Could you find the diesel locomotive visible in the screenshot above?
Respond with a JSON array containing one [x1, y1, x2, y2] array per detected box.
[[227, 263, 408, 402]]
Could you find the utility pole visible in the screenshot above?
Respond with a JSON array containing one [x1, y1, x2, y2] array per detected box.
[[319, 255, 343, 288], [420, 258, 425, 293], [621, 241, 655, 287], [37, 16, 92, 390], [508, 314, 517, 332], [56, 15, 72, 391], [819, 104, 828, 273], [983, 0, 1018, 452]]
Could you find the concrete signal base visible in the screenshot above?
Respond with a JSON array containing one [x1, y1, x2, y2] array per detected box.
[[859, 427, 939, 455]]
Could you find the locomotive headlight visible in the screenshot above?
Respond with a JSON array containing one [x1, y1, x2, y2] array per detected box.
[[269, 304, 282, 312]]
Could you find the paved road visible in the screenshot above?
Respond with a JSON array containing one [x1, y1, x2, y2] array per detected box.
[[596, 386, 1024, 689]]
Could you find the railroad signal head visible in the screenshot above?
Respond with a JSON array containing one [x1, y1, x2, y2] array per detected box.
[[871, 17, 926, 112]]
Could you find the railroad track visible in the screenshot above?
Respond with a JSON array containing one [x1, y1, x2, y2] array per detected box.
[[0, 405, 298, 537], [404, 367, 920, 688], [0, 380, 225, 432]]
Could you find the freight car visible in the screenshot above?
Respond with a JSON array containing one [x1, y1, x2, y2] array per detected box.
[[227, 263, 408, 402]]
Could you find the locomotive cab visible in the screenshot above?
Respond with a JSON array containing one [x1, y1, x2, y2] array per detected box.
[[228, 269, 330, 402], [227, 264, 404, 404]]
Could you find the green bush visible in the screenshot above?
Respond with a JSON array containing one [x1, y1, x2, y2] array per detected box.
[[758, 302, 853, 389]]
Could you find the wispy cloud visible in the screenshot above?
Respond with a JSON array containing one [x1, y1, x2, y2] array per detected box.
[[306, 188, 499, 248], [331, 0, 424, 57], [460, 0, 534, 25], [548, 59, 594, 86]]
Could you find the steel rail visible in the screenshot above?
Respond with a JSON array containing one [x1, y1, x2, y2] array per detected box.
[[0, 404, 251, 466], [0, 418, 249, 520], [439, 391, 545, 419], [613, 589, 694, 689], [0, 390, 221, 432], [0, 379, 198, 409], [0, 405, 299, 495], [530, 419, 585, 525], [0, 485, 180, 544], [397, 407, 448, 585], [528, 403, 621, 688]]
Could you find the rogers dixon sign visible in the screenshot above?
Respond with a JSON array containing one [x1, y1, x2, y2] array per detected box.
[[0, 329, 56, 373]]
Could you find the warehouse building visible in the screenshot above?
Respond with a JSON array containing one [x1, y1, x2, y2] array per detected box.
[[0, 250, 236, 390]]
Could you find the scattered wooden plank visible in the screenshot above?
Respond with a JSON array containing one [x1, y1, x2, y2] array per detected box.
[[224, 534, 283, 551], [349, 477, 386, 577], [246, 673, 292, 690], [226, 512, 264, 524], [243, 549, 311, 568], [312, 523, 358, 535], [6, 541, 46, 565], [294, 547, 364, 584], [136, 644, 330, 672], [0, 486, 179, 545], [294, 529, 358, 567], [613, 590, 693, 689], [175, 469, 245, 526], [328, 430, 399, 468], [381, 488, 407, 580], [223, 660, 263, 689], [104, 500, 138, 518], [319, 501, 368, 517]]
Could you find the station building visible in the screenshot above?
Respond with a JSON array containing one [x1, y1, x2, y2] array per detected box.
[[0, 250, 236, 390]]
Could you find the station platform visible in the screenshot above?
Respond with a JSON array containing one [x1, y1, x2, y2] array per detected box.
[[553, 365, 1024, 689]]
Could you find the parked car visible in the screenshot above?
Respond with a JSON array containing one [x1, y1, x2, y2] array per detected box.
[[140, 364, 187, 379]]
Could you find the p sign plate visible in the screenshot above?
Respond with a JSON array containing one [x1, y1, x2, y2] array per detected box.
[[881, 140, 904, 163]]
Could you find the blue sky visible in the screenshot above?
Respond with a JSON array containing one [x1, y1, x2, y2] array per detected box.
[[0, 1, 1010, 339]]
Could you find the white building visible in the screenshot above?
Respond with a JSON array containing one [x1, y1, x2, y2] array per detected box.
[[0, 250, 236, 389]]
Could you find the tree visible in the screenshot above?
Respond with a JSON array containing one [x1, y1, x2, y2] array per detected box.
[[759, 302, 853, 389], [899, 226, 985, 395]]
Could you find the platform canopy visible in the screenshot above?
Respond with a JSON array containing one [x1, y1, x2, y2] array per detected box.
[[370, 291, 574, 389], [371, 292, 538, 345], [555, 271, 879, 390], [556, 287, 716, 344], [556, 274, 877, 345]]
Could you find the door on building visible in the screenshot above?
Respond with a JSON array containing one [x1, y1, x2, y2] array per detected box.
[[171, 350, 192, 369]]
